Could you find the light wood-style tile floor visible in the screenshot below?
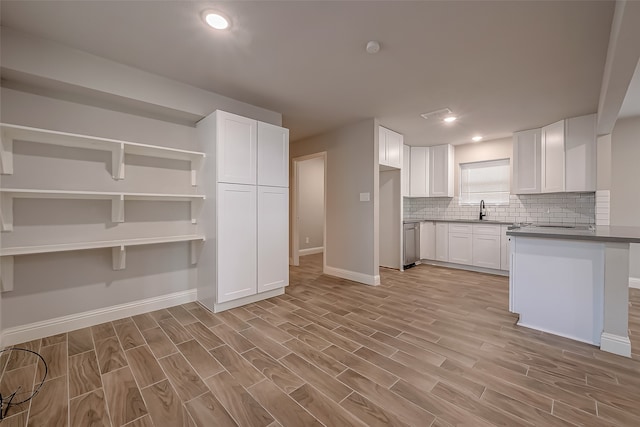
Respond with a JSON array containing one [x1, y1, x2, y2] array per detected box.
[[2, 253, 640, 426]]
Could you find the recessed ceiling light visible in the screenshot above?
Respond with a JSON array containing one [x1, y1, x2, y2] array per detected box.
[[202, 10, 230, 30], [443, 116, 457, 123], [472, 136, 483, 142]]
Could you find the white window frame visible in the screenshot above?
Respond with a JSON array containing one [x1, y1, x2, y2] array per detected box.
[[459, 158, 510, 205]]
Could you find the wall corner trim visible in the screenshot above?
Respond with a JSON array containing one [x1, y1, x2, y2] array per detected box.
[[323, 265, 380, 286], [0, 289, 197, 346], [630, 277, 640, 289]]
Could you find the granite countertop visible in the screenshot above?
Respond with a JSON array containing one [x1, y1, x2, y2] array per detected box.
[[403, 218, 512, 225], [507, 225, 640, 243]]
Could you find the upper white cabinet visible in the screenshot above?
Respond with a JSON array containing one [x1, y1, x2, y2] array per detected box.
[[257, 121, 289, 187], [565, 114, 596, 192], [419, 221, 436, 260], [379, 126, 403, 169], [402, 145, 410, 197], [217, 111, 258, 185], [512, 129, 541, 194], [409, 147, 429, 197], [541, 120, 565, 193], [429, 144, 454, 197]]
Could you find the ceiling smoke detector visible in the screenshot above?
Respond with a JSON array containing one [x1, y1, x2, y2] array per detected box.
[[366, 41, 380, 54], [420, 108, 453, 121]]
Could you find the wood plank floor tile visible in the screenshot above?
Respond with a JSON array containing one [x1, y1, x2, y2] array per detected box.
[[211, 324, 255, 353], [123, 415, 155, 427], [41, 333, 67, 348], [241, 348, 305, 394], [184, 391, 237, 427], [480, 388, 574, 427], [148, 309, 174, 323], [157, 317, 193, 345], [340, 391, 412, 427], [239, 327, 291, 360], [69, 388, 111, 427], [210, 345, 265, 388], [68, 350, 102, 398], [140, 379, 192, 427], [95, 336, 128, 374], [552, 400, 619, 427], [126, 345, 166, 388], [26, 375, 68, 427], [205, 371, 274, 427], [131, 313, 158, 331], [279, 353, 351, 403], [177, 339, 224, 379], [290, 383, 368, 427], [114, 320, 146, 351], [140, 327, 178, 359], [102, 366, 148, 426], [217, 311, 252, 331], [166, 306, 198, 326], [91, 322, 116, 342], [291, 308, 341, 330], [37, 341, 66, 380], [248, 379, 323, 427], [302, 323, 361, 352], [5, 340, 40, 371], [330, 325, 397, 357], [0, 364, 37, 416], [187, 306, 223, 328], [0, 411, 27, 427], [277, 322, 331, 351], [323, 344, 398, 388], [282, 338, 347, 376], [182, 322, 224, 350], [373, 331, 446, 367], [246, 317, 293, 343], [157, 352, 208, 402]]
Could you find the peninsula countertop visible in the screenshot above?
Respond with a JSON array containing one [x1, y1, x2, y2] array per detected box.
[[507, 224, 640, 244]]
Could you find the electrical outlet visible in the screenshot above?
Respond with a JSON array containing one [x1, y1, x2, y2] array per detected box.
[[305, 237, 310, 244]]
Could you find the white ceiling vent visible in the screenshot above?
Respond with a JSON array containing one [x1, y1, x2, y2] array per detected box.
[[420, 108, 453, 120]]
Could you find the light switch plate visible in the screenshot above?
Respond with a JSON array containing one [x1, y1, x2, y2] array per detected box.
[[359, 192, 370, 202]]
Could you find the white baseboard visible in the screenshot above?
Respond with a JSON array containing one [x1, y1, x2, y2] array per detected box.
[[324, 265, 380, 286], [600, 332, 632, 357], [630, 277, 640, 289], [299, 247, 324, 256], [1, 289, 197, 347]]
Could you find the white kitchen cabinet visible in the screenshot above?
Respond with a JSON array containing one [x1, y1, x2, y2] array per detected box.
[[541, 120, 565, 193], [257, 122, 289, 187], [402, 144, 410, 197], [435, 222, 449, 262], [429, 144, 454, 197], [420, 221, 436, 260], [449, 233, 473, 265], [500, 224, 510, 271], [473, 224, 502, 270], [512, 128, 541, 194], [258, 186, 289, 293], [217, 111, 258, 185], [379, 126, 402, 169], [410, 147, 429, 197], [565, 114, 596, 192], [217, 183, 257, 303]]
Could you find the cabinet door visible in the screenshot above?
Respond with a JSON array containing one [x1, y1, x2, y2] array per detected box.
[[541, 120, 565, 193], [217, 183, 257, 303], [217, 111, 257, 185], [410, 147, 429, 197], [430, 144, 454, 197], [257, 186, 289, 293], [449, 233, 473, 265], [379, 127, 388, 166], [435, 223, 448, 262], [386, 129, 402, 169], [257, 122, 289, 187], [565, 114, 596, 192], [472, 234, 501, 269], [513, 129, 541, 194], [500, 225, 510, 271], [420, 221, 436, 260], [402, 145, 410, 197]]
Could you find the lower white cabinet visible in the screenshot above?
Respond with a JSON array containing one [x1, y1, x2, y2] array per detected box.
[[472, 234, 501, 269], [449, 233, 473, 265], [435, 223, 449, 262], [420, 221, 436, 260], [501, 225, 510, 271], [257, 186, 289, 293], [217, 183, 257, 303]]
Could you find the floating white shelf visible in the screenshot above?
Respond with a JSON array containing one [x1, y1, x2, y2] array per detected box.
[[0, 188, 205, 231], [0, 123, 206, 186], [0, 235, 205, 292]]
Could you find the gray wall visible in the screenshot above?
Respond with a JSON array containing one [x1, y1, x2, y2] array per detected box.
[[297, 157, 325, 251], [290, 119, 378, 281], [610, 116, 640, 278]]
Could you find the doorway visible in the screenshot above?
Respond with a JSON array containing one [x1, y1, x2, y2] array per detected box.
[[291, 153, 326, 267]]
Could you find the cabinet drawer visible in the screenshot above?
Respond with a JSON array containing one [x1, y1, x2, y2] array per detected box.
[[472, 224, 501, 236], [449, 223, 472, 234]]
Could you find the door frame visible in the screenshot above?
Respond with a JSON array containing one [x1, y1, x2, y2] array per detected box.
[[291, 152, 327, 268]]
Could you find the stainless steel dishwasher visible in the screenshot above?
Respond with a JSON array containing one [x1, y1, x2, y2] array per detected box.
[[403, 222, 420, 268]]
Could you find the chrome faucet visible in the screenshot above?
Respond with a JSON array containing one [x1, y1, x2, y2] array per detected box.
[[479, 200, 486, 220]]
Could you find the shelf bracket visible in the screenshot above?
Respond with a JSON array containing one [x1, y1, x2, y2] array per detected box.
[[191, 198, 204, 224], [191, 156, 203, 187], [112, 245, 126, 270], [0, 131, 14, 175], [112, 195, 125, 223], [112, 142, 125, 180], [0, 193, 13, 232], [190, 239, 204, 265], [1, 256, 14, 292]]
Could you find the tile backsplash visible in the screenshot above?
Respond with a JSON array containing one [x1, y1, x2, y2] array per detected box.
[[404, 193, 595, 225]]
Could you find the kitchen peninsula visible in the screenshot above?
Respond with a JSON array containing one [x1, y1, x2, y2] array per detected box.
[[508, 225, 640, 357]]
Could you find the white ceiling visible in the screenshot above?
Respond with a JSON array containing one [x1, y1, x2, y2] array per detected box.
[[0, 1, 615, 145]]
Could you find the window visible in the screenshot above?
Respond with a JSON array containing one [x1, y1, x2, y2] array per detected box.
[[459, 159, 510, 205]]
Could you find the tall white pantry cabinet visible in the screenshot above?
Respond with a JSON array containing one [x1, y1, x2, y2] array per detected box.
[[196, 110, 289, 313]]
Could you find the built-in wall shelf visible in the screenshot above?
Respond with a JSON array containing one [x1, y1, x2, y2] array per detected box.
[[0, 124, 206, 186], [0, 235, 205, 292], [0, 189, 205, 231]]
